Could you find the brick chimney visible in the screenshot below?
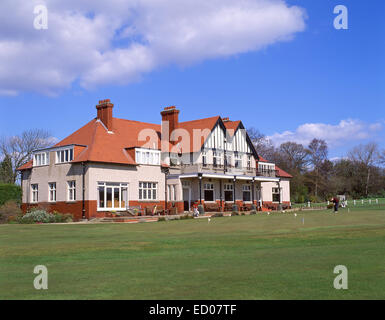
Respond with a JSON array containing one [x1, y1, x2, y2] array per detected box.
[[161, 106, 179, 145], [222, 117, 230, 122], [96, 99, 114, 131]]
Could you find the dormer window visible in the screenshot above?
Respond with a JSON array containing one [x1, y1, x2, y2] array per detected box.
[[56, 148, 74, 164], [135, 148, 160, 165], [33, 152, 49, 167]]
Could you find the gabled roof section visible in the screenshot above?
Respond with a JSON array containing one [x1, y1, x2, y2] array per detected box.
[[174, 116, 221, 153]]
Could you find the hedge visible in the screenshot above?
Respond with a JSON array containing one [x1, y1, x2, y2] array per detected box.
[[0, 184, 22, 206]]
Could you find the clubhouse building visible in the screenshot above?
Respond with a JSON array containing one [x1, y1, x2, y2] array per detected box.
[[18, 100, 292, 220]]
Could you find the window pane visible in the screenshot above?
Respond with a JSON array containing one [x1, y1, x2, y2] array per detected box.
[[153, 190, 156, 200], [121, 188, 127, 208], [204, 190, 214, 201], [243, 191, 250, 202], [114, 188, 120, 208], [139, 189, 142, 200], [106, 187, 112, 208], [225, 191, 233, 202], [98, 187, 105, 208]]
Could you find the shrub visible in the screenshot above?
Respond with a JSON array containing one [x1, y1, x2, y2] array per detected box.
[[0, 200, 22, 224], [158, 217, 166, 222], [327, 204, 334, 209], [21, 210, 54, 223], [180, 214, 193, 220], [51, 212, 73, 223], [211, 213, 223, 218], [231, 212, 239, 216], [0, 184, 22, 206]]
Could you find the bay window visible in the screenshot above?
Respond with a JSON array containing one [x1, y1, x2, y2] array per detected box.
[[98, 182, 128, 210]]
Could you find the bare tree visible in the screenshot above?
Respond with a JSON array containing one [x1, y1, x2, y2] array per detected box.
[[0, 129, 53, 184], [307, 139, 328, 198], [279, 142, 309, 173], [348, 142, 379, 197], [379, 149, 385, 167], [247, 127, 276, 161]]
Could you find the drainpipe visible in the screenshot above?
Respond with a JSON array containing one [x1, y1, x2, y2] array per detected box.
[[82, 162, 86, 220], [198, 173, 202, 204], [165, 172, 168, 215], [233, 175, 236, 205], [251, 177, 255, 204], [219, 179, 223, 211], [278, 178, 283, 211]]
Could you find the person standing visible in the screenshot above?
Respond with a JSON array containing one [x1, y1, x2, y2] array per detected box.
[[331, 197, 340, 213]]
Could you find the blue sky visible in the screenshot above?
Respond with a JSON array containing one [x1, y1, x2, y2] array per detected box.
[[0, 0, 384, 158]]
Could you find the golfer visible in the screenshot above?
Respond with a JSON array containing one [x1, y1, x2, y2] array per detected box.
[[331, 197, 339, 213]]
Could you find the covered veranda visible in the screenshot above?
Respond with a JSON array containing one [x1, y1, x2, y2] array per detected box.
[[178, 172, 281, 212]]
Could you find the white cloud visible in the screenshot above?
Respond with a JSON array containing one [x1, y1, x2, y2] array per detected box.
[[0, 0, 306, 95], [267, 119, 384, 148]]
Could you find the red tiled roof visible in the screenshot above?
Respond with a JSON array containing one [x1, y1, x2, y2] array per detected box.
[[17, 112, 258, 170], [18, 160, 33, 171], [275, 166, 293, 178], [257, 156, 292, 178]]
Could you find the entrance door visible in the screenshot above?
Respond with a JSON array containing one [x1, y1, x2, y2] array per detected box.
[[183, 188, 191, 211]]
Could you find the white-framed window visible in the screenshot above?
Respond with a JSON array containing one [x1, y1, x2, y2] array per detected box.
[[172, 185, 176, 201], [213, 150, 222, 167], [182, 180, 191, 187], [98, 182, 128, 210], [170, 153, 180, 166], [224, 183, 233, 202], [235, 152, 242, 168], [202, 151, 207, 167], [56, 148, 74, 164], [225, 154, 232, 167], [48, 182, 56, 202], [67, 181, 76, 201], [242, 185, 251, 202], [204, 183, 214, 201], [135, 149, 160, 165], [139, 182, 157, 201], [247, 155, 252, 170], [33, 152, 49, 167], [272, 187, 281, 203], [31, 184, 38, 203]]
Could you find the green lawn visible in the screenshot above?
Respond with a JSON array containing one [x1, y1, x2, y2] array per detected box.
[[1, 207, 385, 300]]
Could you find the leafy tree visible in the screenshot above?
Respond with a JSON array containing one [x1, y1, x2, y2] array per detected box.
[[0, 155, 13, 184]]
